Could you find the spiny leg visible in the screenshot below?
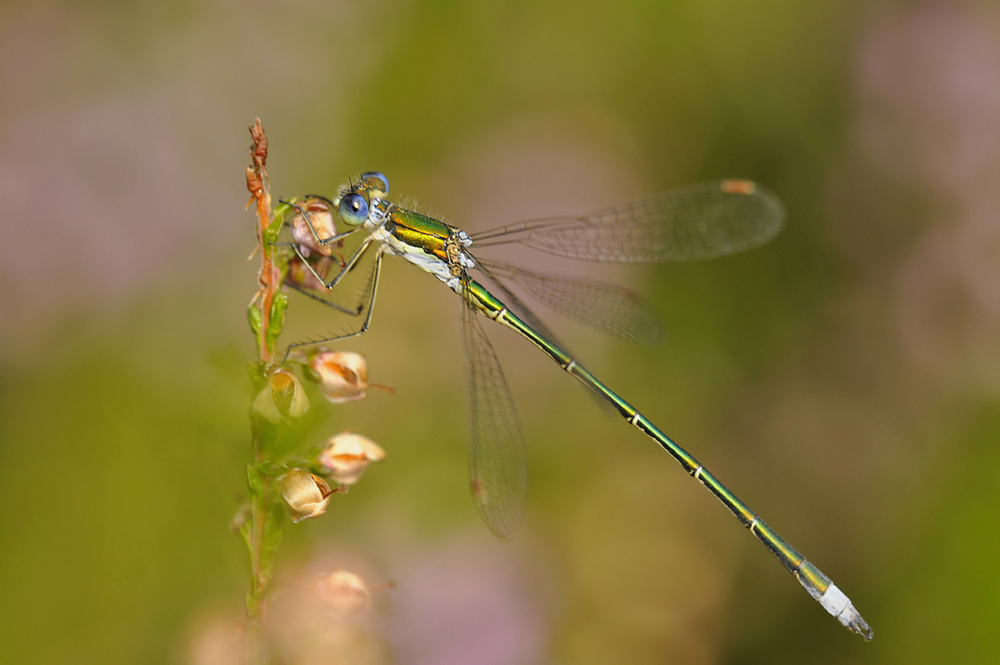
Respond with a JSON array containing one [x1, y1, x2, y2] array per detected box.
[[279, 198, 364, 248], [289, 231, 377, 292], [283, 247, 386, 360], [284, 278, 364, 317]]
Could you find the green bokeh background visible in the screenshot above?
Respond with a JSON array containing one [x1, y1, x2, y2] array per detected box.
[[2, 0, 999, 663]]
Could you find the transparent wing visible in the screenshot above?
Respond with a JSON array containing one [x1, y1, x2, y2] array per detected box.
[[475, 257, 618, 417], [476, 259, 665, 346], [471, 180, 784, 263], [473, 258, 568, 354], [461, 281, 528, 541]]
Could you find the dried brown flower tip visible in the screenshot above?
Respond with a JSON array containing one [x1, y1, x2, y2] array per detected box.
[[279, 469, 334, 523], [246, 166, 263, 200], [252, 367, 310, 424], [306, 350, 370, 404], [317, 432, 386, 485], [316, 570, 371, 618], [249, 118, 267, 168]]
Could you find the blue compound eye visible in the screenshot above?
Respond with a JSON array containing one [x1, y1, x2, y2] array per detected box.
[[361, 171, 389, 199], [338, 192, 369, 226]]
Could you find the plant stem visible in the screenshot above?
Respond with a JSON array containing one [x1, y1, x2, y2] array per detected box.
[[248, 420, 268, 621], [245, 118, 278, 623], [247, 117, 278, 364]]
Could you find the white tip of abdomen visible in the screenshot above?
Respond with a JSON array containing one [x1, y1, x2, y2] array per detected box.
[[819, 583, 873, 640]]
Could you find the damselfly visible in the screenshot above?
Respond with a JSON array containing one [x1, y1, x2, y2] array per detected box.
[[280, 172, 871, 639]]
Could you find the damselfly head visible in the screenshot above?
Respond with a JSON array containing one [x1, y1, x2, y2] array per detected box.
[[335, 172, 389, 227]]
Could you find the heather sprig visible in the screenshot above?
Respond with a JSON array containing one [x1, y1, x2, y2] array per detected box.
[[239, 120, 386, 642]]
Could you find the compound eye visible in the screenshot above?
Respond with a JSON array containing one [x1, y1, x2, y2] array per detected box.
[[338, 192, 369, 226], [361, 171, 389, 199]]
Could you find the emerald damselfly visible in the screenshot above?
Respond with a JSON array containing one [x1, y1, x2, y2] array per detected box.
[[280, 172, 871, 640]]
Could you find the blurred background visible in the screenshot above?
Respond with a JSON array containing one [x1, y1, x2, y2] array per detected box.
[[2, 0, 999, 663]]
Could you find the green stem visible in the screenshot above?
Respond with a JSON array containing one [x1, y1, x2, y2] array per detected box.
[[247, 417, 279, 622]]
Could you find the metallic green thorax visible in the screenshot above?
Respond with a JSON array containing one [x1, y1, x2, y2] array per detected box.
[[385, 207, 454, 262]]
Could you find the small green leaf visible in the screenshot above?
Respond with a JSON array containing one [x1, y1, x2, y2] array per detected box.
[[265, 292, 289, 351], [247, 361, 267, 389], [264, 205, 287, 244], [270, 292, 289, 324], [238, 521, 253, 555], [247, 302, 262, 337], [247, 463, 265, 496], [263, 519, 285, 559], [272, 245, 292, 281]]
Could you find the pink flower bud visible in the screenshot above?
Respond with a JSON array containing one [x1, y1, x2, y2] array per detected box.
[[306, 349, 370, 404], [279, 469, 334, 523], [291, 196, 339, 257], [317, 432, 385, 485]]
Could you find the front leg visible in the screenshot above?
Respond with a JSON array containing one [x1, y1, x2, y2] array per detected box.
[[293, 198, 364, 250], [292, 232, 377, 292], [284, 246, 387, 358]]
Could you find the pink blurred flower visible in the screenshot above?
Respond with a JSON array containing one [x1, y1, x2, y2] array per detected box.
[[291, 195, 340, 258]]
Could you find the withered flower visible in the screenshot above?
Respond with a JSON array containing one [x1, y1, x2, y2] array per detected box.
[[316, 432, 385, 485], [252, 366, 309, 424], [279, 469, 335, 523], [305, 349, 370, 404]]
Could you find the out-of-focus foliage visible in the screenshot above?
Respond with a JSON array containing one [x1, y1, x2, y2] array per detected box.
[[2, 0, 1000, 663]]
